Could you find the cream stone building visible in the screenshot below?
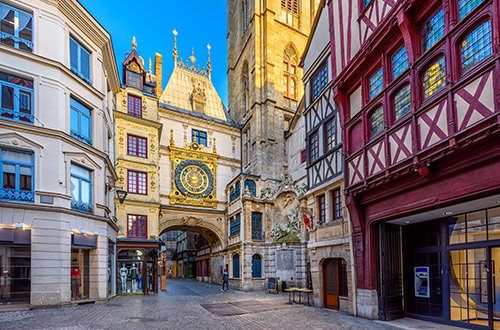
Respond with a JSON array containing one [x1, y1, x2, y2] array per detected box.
[[0, 0, 120, 306], [224, 0, 319, 290], [114, 39, 163, 295], [158, 35, 241, 285]]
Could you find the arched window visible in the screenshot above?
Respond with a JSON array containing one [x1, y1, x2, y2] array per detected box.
[[423, 57, 446, 99], [393, 84, 411, 121], [369, 106, 384, 137], [241, 0, 249, 33], [232, 254, 240, 278], [252, 254, 262, 278], [461, 21, 492, 75], [283, 46, 298, 100], [244, 179, 256, 197]]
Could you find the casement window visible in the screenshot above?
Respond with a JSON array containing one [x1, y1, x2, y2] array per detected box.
[[252, 212, 263, 240], [0, 148, 33, 202], [0, 2, 33, 52], [422, 8, 444, 52], [281, 0, 299, 27], [127, 71, 142, 90], [283, 48, 298, 99], [0, 71, 33, 123], [300, 149, 307, 164], [244, 179, 256, 197], [127, 95, 142, 118], [369, 68, 383, 100], [252, 254, 262, 278], [230, 213, 241, 236], [230, 181, 240, 202], [312, 62, 328, 100], [309, 132, 319, 162], [70, 36, 91, 84], [70, 163, 92, 213], [127, 215, 147, 238], [192, 129, 208, 146], [70, 97, 92, 145], [392, 46, 408, 80], [318, 194, 326, 224], [369, 106, 384, 137], [461, 21, 492, 74], [423, 57, 446, 99], [393, 85, 411, 121], [325, 118, 336, 152], [127, 135, 147, 158], [127, 170, 147, 195], [333, 189, 342, 219], [459, 0, 483, 20]]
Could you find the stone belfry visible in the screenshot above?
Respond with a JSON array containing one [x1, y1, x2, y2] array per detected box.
[[227, 0, 318, 180]]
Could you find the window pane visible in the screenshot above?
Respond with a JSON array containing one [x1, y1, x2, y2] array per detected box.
[[0, 8, 14, 35], [369, 68, 383, 99], [19, 166, 31, 191], [461, 21, 492, 74], [2, 149, 32, 163], [423, 57, 446, 99], [394, 85, 411, 121], [392, 46, 408, 79], [70, 176, 80, 201], [18, 13, 32, 42], [488, 207, 500, 240], [449, 215, 466, 244], [71, 164, 90, 179], [370, 106, 384, 137], [326, 119, 336, 151], [70, 38, 79, 71], [422, 8, 444, 52], [81, 115, 91, 140], [19, 91, 31, 113], [81, 180, 90, 204], [459, 0, 483, 20], [1, 85, 14, 110], [466, 210, 487, 242], [310, 133, 319, 162], [80, 47, 90, 80]]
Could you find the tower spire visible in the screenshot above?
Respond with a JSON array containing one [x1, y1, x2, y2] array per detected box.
[[190, 47, 196, 65], [148, 58, 152, 75], [132, 36, 137, 50], [207, 44, 212, 80], [172, 29, 178, 66]]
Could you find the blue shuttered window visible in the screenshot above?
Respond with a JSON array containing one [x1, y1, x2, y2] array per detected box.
[[252, 255, 262, 278], [0, 71, 34, 124], [230, 213, 241, 236], [70, 36, 91, 84], [233, 254, 240, 278], [0, 148, 34, 202], [252, 212, 263, 240]]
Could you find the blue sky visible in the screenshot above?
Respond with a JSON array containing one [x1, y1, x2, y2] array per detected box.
[[79, 0, 228, 106]]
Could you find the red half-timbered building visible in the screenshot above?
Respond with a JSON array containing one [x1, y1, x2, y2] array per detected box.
[[328, 0, 500, 327]]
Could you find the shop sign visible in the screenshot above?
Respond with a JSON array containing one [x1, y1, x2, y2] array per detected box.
[[72, 233, 97, 248]]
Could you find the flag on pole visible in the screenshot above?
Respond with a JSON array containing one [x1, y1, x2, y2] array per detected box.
[[303, 214, 311, 229]]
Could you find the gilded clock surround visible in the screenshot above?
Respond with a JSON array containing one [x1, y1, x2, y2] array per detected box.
[[169, 129, 219, 208]]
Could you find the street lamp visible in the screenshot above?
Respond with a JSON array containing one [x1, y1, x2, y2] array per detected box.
[[116, 189, 128, 204]]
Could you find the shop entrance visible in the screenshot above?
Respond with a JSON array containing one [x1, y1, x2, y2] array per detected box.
[[71, 248, 90, 301]]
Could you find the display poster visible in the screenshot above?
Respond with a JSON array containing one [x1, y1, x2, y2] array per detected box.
[[414, 266, 430, 298]]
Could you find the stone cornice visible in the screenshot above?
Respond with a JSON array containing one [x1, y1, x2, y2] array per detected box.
[[0, 119, 118, 180], [114, 111, 163, 131]]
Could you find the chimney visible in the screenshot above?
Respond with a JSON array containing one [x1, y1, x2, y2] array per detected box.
[[155, 53, 162, 99]]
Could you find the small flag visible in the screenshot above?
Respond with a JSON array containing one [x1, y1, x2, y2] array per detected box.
[[303, 214, 311, 229]]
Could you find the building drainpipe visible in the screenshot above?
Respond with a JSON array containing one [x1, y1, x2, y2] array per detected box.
[[347, 210, 358, 317]]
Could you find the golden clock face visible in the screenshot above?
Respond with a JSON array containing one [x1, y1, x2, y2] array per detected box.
[[180, 165, 209, 195], [130, 62, 140, 73]]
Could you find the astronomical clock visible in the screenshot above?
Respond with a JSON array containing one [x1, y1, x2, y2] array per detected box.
[[169, 130, 218, 208]]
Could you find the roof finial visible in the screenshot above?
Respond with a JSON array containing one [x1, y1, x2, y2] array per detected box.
[[190, 47, 196, 65], [170, 129, 174, 147], [173, 29, 178, 66], [207, 44, 212, 80], [213, 137, 217, 154], [149, 58, 152, 74], [132, 36, 137, 50]]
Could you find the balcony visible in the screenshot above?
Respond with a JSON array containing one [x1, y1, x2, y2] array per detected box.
[[0, 188, 34, 202], [0, 108, 34, 124]]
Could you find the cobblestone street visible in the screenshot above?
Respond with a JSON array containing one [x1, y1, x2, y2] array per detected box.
[[0, 279, 398, 330]]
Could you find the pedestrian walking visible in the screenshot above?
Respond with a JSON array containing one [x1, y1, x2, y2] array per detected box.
[[168, 268, 172, 279], [221, 268, 229, 291]]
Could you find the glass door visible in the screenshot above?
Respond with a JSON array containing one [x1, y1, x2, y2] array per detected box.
[[490, 247, 500, 328]]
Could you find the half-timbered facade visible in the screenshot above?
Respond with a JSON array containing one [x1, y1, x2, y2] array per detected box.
[[300, 0, 354, 313], [329, 0, 500, 327]]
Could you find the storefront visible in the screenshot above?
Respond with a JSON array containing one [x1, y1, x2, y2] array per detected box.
[[0, 227, 30, 305], [71, 233, 97, 301], [116, 239, 159, 295], [378, 197, 500, 329]]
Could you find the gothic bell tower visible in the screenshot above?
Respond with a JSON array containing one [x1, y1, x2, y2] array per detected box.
[[227, 0, 318, 180]]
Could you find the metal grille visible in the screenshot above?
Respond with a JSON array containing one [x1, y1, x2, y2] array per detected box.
[[281, 0, 298, 14], [461, 20, 492, 74], [422, 8, 444, 52]]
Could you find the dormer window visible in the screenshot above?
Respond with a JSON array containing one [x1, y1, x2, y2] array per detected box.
[[128, 71, 142, 90]]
